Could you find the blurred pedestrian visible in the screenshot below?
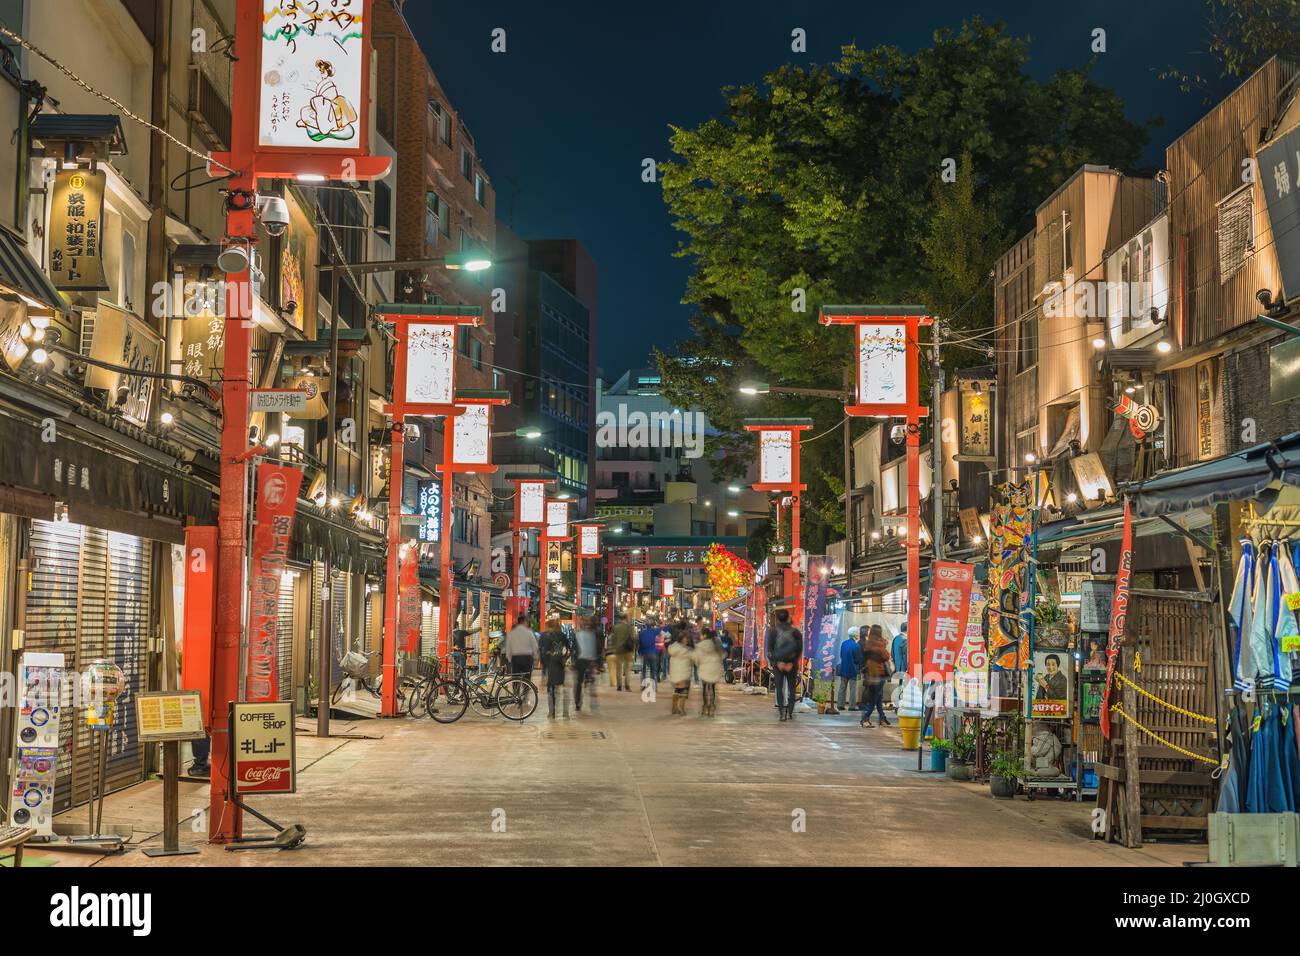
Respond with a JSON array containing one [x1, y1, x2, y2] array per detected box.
[[891, 623, 909, 679], [768, 609, 803, 721], [539, 618, 571, 719], [694, 627, 725, 717], [574, 615, 600, 712], [503, 617, 539, 677], [606, 616, 636, 690], [638, 616, 661, 688], [655, 619, 670, 681], [667, 622, 695, 715], [860, 624, 891, 727]]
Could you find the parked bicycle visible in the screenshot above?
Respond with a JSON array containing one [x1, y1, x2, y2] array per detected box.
[[424, 661, 538, 723]]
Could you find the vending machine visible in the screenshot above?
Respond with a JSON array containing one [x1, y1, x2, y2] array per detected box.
[[9, 651, 64, 836]]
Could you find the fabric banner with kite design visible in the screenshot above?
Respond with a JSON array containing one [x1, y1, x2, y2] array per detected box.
[[246, 463, 304, 701], [1100, 499, 1133, 738]]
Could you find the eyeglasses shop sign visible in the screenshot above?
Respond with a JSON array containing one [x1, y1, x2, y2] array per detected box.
[[232, 701, 295, 794]]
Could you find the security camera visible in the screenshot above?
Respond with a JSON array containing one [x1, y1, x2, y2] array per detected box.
[[257, 194, 290, 237], [217, 243, 250, 274], [1257, 288, 1286, 317]]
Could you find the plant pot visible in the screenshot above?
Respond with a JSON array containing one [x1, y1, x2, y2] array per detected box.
[[930, 749, 948, 772], [946, 760, 972, 781], [816, 702, 827, 714], [990, 775, 1017, 798]]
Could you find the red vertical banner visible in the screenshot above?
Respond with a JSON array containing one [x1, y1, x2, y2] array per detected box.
[[399, 546, 421, 655], [924, 561, 976, 681], [245, 463, 304, 702], [1100, 500, 1133, 739]]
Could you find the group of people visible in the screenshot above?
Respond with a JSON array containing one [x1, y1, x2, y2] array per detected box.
[[501, 614, 605, 718], [834, 624, 899, 727]]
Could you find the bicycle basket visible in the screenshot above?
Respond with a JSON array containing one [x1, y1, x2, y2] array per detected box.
[[416, 656, 441, 680], [340, 651, 370, 680]]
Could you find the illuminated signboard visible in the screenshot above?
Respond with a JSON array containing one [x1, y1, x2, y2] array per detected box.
[[452, 403, 491, 466], [546, 499, 570, 539], [759, 429, 793, 486], [857, 323, 908, 408], [417, 479, 441, 542], [404, 323, 455, 407], [519, 480, 546, 525], [578, 524, 600, 558], [629, 568, 646, 591]]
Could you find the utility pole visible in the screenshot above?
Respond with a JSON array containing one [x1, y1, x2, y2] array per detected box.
[[931, 321, 945, 562]]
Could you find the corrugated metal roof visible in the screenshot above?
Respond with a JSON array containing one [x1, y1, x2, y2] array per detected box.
[[0, 227, 67, 312]]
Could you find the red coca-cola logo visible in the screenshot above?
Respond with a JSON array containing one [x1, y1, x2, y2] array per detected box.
[[242, 766, 287, 783], [239, 760, 292, 790]]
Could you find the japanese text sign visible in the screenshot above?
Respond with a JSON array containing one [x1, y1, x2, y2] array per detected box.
[[232, 701, 295, 793], [924, 561, 975, 680], [246, 463, 304, 701]]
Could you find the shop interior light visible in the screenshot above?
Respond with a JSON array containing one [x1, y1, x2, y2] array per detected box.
[[1092, 337, 1107, 349], [1156, 340, 1173, 353], [1066, 492, 1079, 504], [329, 495, 341, 508], [972, 534, 983, 544], [30, 347, 48, 364], [265, 432, 280, 447], [297, 173, 326, 182], [727, 509, 739, 517], [1125, 385, 1136, 394], [871, 531, 881, 541], [160, 411, 175, 426], [1024, 452, 1037, 464]]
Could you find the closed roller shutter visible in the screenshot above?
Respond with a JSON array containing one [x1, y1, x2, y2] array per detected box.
[[330, 571, 347, 685], [24, 521, 151, 812], [277, 571, 295, 702]]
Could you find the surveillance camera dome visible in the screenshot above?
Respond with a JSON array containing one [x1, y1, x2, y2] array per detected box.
[[257, 194, 290, 237]]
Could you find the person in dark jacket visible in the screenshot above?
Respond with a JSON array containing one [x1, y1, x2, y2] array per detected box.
[[539, 620, 571, 719], [891, 623, 909, 679], [637, 617, 661, 688], [860, 624, 892, 727], [837, 627, 863, 710], [768, 609, 803, 721]]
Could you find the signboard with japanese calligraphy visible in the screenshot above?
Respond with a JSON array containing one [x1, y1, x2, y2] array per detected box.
[[179, 293, 225, 382], [257, 0, 370, 153], [857, 322, 908, 408], [48, 168, 107, 290], [629, 568, 646, 591], [1196, 359, 1215, 460], [578, 523, 601, 558], [923, 561, 975, 680], [246, 463, 304, 701], [404, 323, 456, 407], [86, 302, 163, 428], [660, 577, 674, 597], [452, 402, 491, 466], [519, 479, 547, 525], [232, 700, 296, 794], [417, 479, 441, 542], [759, 429, 793, 485], [399, 545, 421, 654], [545, 499, 571, 540], [954, 584, 988, 708], [250, 388, 308, 414], [1257, 121, 1300, 302], [644, 545, 745, 566], [546, 540, 563, 581], [958, 384, 994, 458]]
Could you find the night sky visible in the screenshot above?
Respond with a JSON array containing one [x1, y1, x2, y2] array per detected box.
[[405, 0, 1228, 378]]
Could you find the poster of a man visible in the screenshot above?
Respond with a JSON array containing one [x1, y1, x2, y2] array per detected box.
[[1031, 650, 1072, 719]]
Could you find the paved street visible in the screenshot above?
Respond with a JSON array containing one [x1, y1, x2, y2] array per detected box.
[[34, 682, 1203, 867]]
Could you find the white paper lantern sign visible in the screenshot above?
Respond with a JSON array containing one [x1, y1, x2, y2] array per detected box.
[[660, 577, 675, 597], [545, 499, 571, 540], [629, 568, 646, 591], [516, 479, 548, 527], [744, 419, 813, 492], [578, 523, 601, 558]]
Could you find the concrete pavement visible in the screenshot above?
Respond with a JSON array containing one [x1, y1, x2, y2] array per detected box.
[[33, 680, 1205, 867]]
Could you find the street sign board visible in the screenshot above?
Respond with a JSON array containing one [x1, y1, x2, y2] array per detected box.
[[250, 388, 307, 414], [232, 701, 296, 794]]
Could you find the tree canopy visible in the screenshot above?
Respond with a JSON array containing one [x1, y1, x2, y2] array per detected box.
[[656, 17, 1152, 553]]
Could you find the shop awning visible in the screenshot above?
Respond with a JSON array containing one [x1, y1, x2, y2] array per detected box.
[[1123, 429, 1300, 518], [0, 226, 67, 312]]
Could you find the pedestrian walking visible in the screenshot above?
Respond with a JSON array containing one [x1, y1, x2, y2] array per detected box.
[[574, 615, 600, 712], [694, 627, 725, 717], [860, 624, 891, 727], [503, 617, 539, 678], [667, 623, 695, 715], [539, 619, 571, 719], [655, 620, 669, 681], [637, 616, 661, 689], [606, 616, 636, 690], [891, 623, 909, 679], [768, 609, 803, 721], [837, 626, 863, 711]]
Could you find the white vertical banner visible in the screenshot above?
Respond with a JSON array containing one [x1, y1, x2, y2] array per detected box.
[[452, 404, 491, 465], [857, 323, 908, 407], [579, 524, 600, 558], [519, 480, 546, 525], [405, 324, 455, 406], [759, 429, 793, 485], [546, 500, 570, 539]]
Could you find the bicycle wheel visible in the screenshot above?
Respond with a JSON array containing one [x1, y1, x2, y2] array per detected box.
[[427, 679, 469, 724], [396, 676, 423, 717], [495, 677, 538, 721]]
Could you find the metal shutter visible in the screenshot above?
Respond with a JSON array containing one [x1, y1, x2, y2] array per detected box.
[[101, 530, 150, 797], [277, 572, 295, 702], [330, 571, 347, 685]]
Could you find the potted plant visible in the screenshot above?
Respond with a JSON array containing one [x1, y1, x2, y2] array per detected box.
[[989, 750, 1026, 798], [1034, 596, 1068, 648], [929, 737, 951, 772], [946, 730, 977, 781], [813, 682, 831, 715]]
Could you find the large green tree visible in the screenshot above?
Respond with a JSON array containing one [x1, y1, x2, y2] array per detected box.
[[656, 18, 1152, 553]]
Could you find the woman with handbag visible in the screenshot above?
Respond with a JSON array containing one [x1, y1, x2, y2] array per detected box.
[[768, 609, 803, 721]]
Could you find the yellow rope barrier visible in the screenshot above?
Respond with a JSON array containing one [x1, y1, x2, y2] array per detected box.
[[1114, 672, 1215, 724], [1111, 704, 1219, 765]]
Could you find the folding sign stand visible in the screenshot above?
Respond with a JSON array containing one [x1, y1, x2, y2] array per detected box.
[[223, 703, 305, 852]]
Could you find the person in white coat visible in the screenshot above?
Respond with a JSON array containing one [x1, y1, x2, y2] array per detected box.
[[666, 623, 695, 716], [693, 628, 726, 717]]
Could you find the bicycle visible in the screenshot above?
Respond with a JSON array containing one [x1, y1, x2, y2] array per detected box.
[[424, 662, 538, 724]]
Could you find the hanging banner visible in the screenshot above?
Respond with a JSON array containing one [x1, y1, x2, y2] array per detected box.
[[519, 480, 547, 525], [48, 168, 108, 290], [955, 584, 989, 708], [258, 0, 369, 152], [923, 561, 976, 680], [399, 545, 421, 654], [815, 590, 841, 681], [245, 463, 304, 701], [452, 403, 491, 466], [578, 523, 601, 559], [1100, 499, 1133, 738], [755, 586, 768, 662], [803, 555, 829, 660], [547, 541, 563, 582], [743, 589, 757, 661]]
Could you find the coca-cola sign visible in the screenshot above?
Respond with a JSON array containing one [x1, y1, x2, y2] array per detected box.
[[232, 701, 296, 794]]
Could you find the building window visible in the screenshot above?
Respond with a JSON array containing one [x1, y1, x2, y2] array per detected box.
[[425, 191, 450, 245], [374, 180, 392, 238], [458, 324, 472, 357], [470, 336, 482, 370], [461, 147, 473, 181], [1217, 184, 1254, 283], [1017, 309, 1038, 373], [429, 99, 451, 146], [474, 172, 486, 206]]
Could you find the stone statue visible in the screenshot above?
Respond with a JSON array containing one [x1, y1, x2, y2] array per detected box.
[[1030, 726, 1064, 777]]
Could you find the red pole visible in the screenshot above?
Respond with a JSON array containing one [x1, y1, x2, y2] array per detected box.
[[507, 524, 521, 630], [538, 532, 548, 628], [438, 425, 455, 657], [574, 553, 583, 623], [380, 424, 402, 716]]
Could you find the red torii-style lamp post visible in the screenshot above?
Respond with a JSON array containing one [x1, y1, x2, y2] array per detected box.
[[819, 305, 932, 678], [377, 305, 482, 717], [539, 498, 572, 628], [743, 418, 814, 628], [504, 473, 555, 630], [205, 0, 390, 843], [434, 388, 510, 661]]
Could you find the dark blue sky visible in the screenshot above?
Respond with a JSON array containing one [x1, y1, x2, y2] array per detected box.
[[404, 0, 1225, 377]]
